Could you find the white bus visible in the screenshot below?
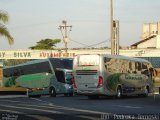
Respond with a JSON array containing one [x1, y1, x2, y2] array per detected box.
[[72, 54, 154, 99]]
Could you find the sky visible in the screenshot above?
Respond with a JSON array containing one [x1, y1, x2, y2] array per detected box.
[[0, 0, 160, 50]]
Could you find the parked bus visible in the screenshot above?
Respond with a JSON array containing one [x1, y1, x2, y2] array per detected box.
[[72, 54, 154, 99], [3, 58, 73, 97]]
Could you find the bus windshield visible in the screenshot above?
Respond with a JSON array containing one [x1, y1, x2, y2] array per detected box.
[[77, 55, 99, 66], [49, 58, 73, 70]]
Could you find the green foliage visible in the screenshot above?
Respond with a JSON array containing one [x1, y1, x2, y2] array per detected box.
[[0, 10, 14, 45], [0, 10, 9, 23], [29, 38, 61, 50]]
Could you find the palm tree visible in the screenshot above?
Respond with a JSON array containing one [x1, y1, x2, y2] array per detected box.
[[0, 10, 14, 45]]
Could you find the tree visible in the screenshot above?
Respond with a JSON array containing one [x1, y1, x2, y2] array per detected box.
[[0, 10, 14, 45], [29, 38, 61, 50]]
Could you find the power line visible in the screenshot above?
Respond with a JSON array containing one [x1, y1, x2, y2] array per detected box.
[[86, 39, 109, 48], [70, 39, 90, 47], [70, 38, 109, 48], [9, 20, 108, 29]]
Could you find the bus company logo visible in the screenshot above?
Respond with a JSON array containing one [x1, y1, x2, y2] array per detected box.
[[125, 74, 143, 80]]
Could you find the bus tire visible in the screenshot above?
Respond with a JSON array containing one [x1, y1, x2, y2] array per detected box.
[[64, 93, 68, 96], [69, 93, 73, 96], [116, 86, 122, 99], [34, 95, 41, 98], [28, 95, 41, 98], [28, 95, 32, 98], [49, 87, 56, 97]]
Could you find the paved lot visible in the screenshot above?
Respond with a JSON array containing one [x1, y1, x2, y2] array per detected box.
[[0, 95, 160, 120]]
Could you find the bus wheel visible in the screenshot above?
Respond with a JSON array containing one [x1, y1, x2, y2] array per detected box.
[[34, 95, 41, 98], [64, 93, 68, 96], [28, 95, 32, 98], [49, 87, 56, 97], [28, 95, 41, 98], [143, 86, 149, 97], [116, 86, 122, 99], [69, 93, 73, 96]]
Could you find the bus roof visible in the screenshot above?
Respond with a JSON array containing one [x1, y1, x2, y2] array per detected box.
[[76, 54, 151, 64], [3, 57, 73, 69], [3, 59, 48, 69]]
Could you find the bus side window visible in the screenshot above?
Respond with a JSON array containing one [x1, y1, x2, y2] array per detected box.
[[55, 70, 65, 83], [3, 69, 9, 77], [142, 70, 149, 76], [149, 67, 153, 79], [135, 62, 141, 74], [129, 61, 136, 74], [141, 63, 149, 76], [20, 69, 24, 75], [137, 62, 141, 71], [104, 57, 111, 63], [13, 70, 18, 76], [104, 57, 111, 70], [129, 62, 132, 73]]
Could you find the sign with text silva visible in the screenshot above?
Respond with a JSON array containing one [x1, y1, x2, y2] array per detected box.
[[0, 50, 76, 59]]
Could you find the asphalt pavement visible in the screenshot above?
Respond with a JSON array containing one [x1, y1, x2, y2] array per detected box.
[[0, 94, 160, 120]]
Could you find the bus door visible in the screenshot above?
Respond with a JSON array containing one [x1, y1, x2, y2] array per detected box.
[[74, 55, 102, 91]]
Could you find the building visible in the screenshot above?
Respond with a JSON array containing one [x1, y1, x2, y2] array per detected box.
[[131, 35, 160, 49], [131, 21, 160, 49], [141, 22, 160, 39], [1, 49, 160, 68]]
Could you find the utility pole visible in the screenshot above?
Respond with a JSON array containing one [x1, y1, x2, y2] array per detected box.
[[59, 20, 72, 54], [110, 0, 119, 55], [110, 0, 114, 55], [113, 20, 119, 55]]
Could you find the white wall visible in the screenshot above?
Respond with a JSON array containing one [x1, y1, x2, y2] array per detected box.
[[137, 37, 156, 48], [156, 35, 160, 48]]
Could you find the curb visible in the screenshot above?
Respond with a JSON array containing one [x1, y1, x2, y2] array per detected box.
[[0, 95, 27, 99]]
